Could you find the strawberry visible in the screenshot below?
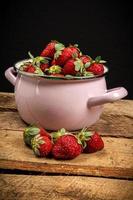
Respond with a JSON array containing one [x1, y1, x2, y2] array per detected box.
[[63, 58, 84, 76], [40, 41, 64, 58], [55, 45, 80, 66], [40, 63, 49, 71], [20, 54, 48, 75], [84, 132, 104, 153], [80, 55, 92, 64], [31, 134, 52, 157], [68, 44, 81, 57], [52, 133, 83, 160], [22, 64, 36, 73], [26, 65, 36, 73], [47, 65, 62, 75], [87, 63, 104, 75], [51, 59, 57, 66], [86, 56, 106, 75], [78, 130, 104, 153], [51, 128, 67, 142], [23, 126, 51, 147], [23, 64, 44, 76]]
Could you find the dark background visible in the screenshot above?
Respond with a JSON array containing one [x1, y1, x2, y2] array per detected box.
[[1, 1, 132, 99]]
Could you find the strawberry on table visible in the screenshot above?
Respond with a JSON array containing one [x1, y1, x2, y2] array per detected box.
[[84, 132, 104, 153], [78, 129, 104, 153], [23, 126, 51, 147], [31, 134, 53, 157], [52, 129, 83, 160]]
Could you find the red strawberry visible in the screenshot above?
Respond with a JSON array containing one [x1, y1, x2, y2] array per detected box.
[[69, 45, 81, 57], [87, 63, 104, 75], [52, 134, 83, 160], [40, 41, 64, 58], [40, 63, 49, 71], [23, 126, 51, 147], [55, 45, 80, 66], [84, 132, 104, 153], [78, 130, 104, 153], [80, 55, 92, 64], [63, 58, 84, 75], [23, 64, 36, 73], [31, 134, 53, 157], [51, 59, 57, 66]]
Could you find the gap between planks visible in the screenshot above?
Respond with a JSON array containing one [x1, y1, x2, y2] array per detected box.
[[0, 167, 133, 181]]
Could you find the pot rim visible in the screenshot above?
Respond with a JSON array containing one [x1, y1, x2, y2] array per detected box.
[[14, 58, 109, 80]]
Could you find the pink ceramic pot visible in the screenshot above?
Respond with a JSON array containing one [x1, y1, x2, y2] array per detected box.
[[5, 61, 128, 131]]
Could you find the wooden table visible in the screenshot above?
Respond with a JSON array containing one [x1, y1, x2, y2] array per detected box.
[[0, 92, 133, 200]]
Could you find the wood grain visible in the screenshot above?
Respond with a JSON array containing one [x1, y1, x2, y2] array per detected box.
[[1, 89, 133, 199], [0, 130, 133, 179], [0, 112, 26, 130], [0, 92, 16, 111], [90, 100, 133, 136], [0, 93, 133, 137], [0, 174, 133, 200], [1, 110, 132, 137]]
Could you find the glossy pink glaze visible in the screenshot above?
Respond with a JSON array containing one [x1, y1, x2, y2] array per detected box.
[[5, 67, 128, 130]]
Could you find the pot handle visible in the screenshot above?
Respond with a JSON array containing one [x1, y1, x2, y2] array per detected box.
[[87, 87, 128, 107], [5, 67, 17, 86]]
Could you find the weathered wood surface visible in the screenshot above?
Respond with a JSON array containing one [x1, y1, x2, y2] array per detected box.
[[0, 112, 26, 130], [0, 130, 133, 179], [0, 93, 133, 137], [0, 92, 133, 200], [0, 174, 133, 200], [0, 92, 16, 111]]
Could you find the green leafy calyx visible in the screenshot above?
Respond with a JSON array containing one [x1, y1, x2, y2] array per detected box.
[[95, 56, 101, 63], [48, 65, 62, 74], [54, 43, 65, 59], [77, 128, 93, 148], [31, 135, 45, 156], [52, 128, 67, 142], [74, 59, 84, 73]]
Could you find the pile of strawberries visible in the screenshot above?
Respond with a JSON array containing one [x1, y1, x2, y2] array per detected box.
[[20, 40, 106, 78], [23, 126, 104, 160]]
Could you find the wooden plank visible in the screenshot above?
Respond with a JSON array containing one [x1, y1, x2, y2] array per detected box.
[[0, 130, 133, 179], [0, 92, 16, 111], [0, 111, 133, 137], [0, 174, 133, 200], [0, 112, 26, 131], [0, 92, 133, 137], [90, 100, 133, 136]]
